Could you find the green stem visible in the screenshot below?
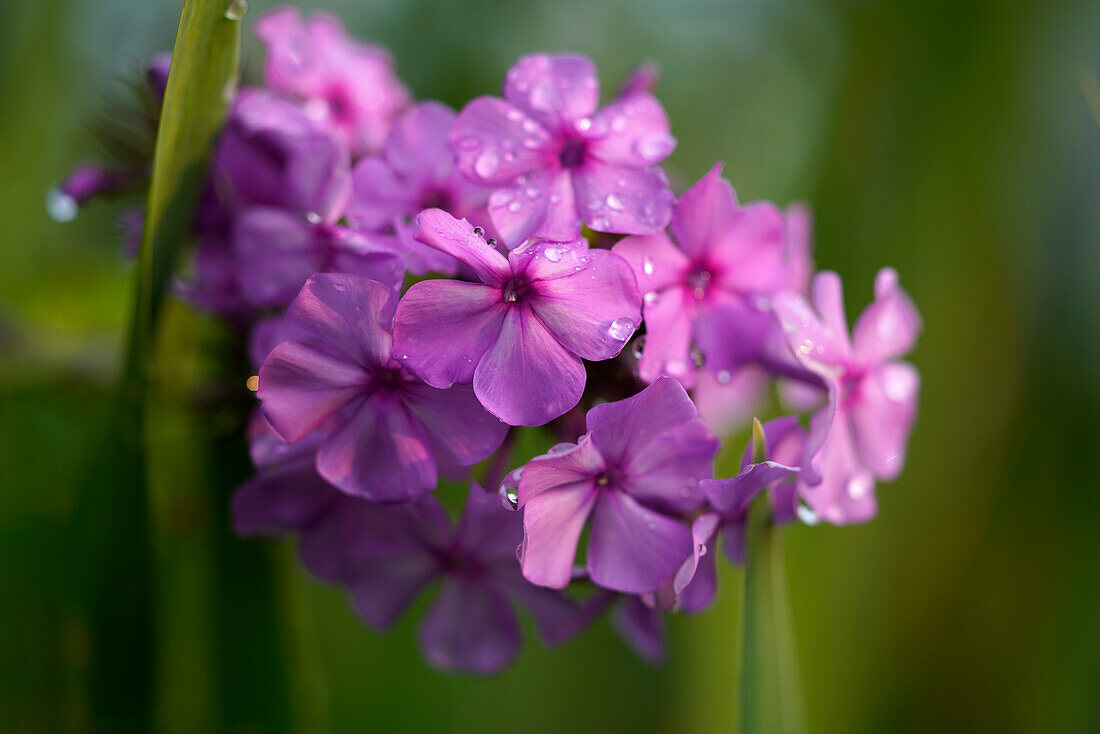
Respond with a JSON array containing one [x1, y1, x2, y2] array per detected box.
[[738, 495, 807, 734]]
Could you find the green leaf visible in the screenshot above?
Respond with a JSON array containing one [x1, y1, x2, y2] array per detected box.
[[737, 496, 807, 734], [71, 3, 242, 731]]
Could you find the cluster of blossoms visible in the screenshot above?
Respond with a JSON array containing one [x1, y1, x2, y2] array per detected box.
[[57, 7, 921, 673]]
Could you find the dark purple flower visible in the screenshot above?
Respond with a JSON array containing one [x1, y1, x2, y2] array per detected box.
[[307, 484, 585, 674], [450, 53, 676, 246], [254, 6, 410, 157], [392, 209, 642, 426], [258, 273, 507, 501], [613, 164, 790, 388], [772, 269, 921, 524], [346, 101, 495, 275], [515, 377, 719, 592]]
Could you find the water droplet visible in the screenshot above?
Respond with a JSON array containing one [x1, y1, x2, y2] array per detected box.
[[525, 187, 540, 199], [474, 149, 499, 178], [605, 194, 625, 211], [523, 138, 541, 149], [549, 193, 563, 205], [591, 215, 611, 230], [847, 475, 870, 500], [637, 135, 675, 162], [506, 108, 523, 122], [576, 117, 593, 132], [631, 336, 646, 359], [544, 246, 563, 262], [796, 503, 819, 526], [642, 257, 654, 276], [522, 118, 541, 134], [45, 189, 78, 222], [305, 211, 322, 225], [608, 317, 636, 341], [473, 226, 484, 237], [716, 369, 732, 384], [224, 0, 247, 20], [644, 290, 660, 304], [507, 200, 522, 213], [611, 115, 627, 132], [697, 543, 708, 557], [665, 358, 689, 376]]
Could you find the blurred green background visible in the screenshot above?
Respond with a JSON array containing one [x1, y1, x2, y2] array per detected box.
[[2, 0, 1098, 731]]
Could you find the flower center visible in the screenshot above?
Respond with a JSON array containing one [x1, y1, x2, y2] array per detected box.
[[502, 275, 532, 304], [594, 467, 622, 490], [686, 266, 713, 300], [558, 138, 587, 169], [374, 366, 407, 393]]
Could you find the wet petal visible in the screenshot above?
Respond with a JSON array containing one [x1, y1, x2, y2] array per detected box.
[[797, 411, 877, 525], [503, 53, 599, 127], [473, 308, 586, 426], [711, 201, 788, 295], [669, 163, 739, 258], [392, 279, 505, 388], [449, 97, 555, 186], [413, 208, 511, 284], [623, 418, 718, 511], [345, 156, 419, 230], [636, 286, 697, 385], [573, 159, 674, 235], [851, 268, 922, 366], [585, 94, 675, 167], [233, 208, 323, 308], [517, 434, 605, 506], [520, 482, 598, 589], [587, 491, 692, 593], [612, 231, 691, 296], [488, 168, 577, 246], [850, 362, 919, 480]]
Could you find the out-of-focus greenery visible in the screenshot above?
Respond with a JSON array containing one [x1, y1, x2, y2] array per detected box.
[[2, 0, 1098, 732]]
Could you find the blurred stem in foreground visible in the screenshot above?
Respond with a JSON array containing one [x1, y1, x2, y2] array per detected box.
[[70, 2, 241, 731], [737, 421, 806, 734]]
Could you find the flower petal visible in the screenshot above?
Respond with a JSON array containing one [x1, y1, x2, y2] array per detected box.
[[449, 97, 555, 186], [488, 168, 578, 246], [345, 156, 419, 230], [797, 411, 877, 525], [710, 201, 788, 295], [232, 455, 340, 537], [258, 341, 367, 442], [623, 418, 719, 512], [587, 376, 700, 467], [419, 577, 521, 674], [587, 490, 692, 593], [636, 286, 698, 385], [403, 383, 507, 467], [612, 231, 691, 296], [611, 595, 664, 662], [413, 208, 511, 284], [288, 273, 395, 367], [669, 163, 739, 259], [517, 434, 605, 506], [850, 362, 919, 480], [527, 245, 642, 361], [573, 159, 674, 235], [585, 93, 675, 168], [520, 482, 598, 589], [392, 279, 505, 388], [503, 53, 599, 127], [473, 308, 586, 426], [233, 208, 324, 308], [851, 268, 922, 366], [315, 393, 437, 501]]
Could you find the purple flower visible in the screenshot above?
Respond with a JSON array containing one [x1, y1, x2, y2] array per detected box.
[[772, 268, 921, 524], [258, 273, 507, 501], [392, 209, 642, 426], [347, 102, 495, 275], [515, 377, 719, 592], [308, 484, 585, 674], [449, 53, 676, 246], [613, 163, 790, 388], [254, 6, 410, 157], [190, 89, 405, 313]]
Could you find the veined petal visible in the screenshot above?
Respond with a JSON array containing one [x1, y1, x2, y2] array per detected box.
[[587, 376, 701, 468], [488, 168, 578, 247], [392, 279, 506, 388], [449, 97, 555, 186], [622, 418, 718, 511], [612, 231, 691, 296], [473, 308, 586, 426], [587, 490, 691, 593], [517, 434, 605, 506], [402, 382, 507, 467], [413, 208, 511, 284], [636, 286, 697, 386], [520, 482, 598, 588], [258, 341, 367, 442], [573, 159, 673, 235], [288, 273, 395, 367]]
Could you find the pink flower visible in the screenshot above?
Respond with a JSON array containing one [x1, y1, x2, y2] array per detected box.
[[255, 6, 410, 156], [449, 53, 676, 246], [773, 268, 922, 524], [392, 209, 642, 426]]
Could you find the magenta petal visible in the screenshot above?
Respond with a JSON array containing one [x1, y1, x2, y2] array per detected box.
[[700, 461, 797, 514], [517, 434, 605, 506], [488, 168, 578, 246], [473, 308, 586, 426], [520, 482, 598, 589], [850, 362, 919, 480], [811, 271, 851, 350], [675, 513, 720, 611], [772, 288, 849, 373], [585, 93, 675, 167], [233, 208, 323, 308], [587, 491, 692, 593], [637, 287, 697, 385], [611, 595, 665, 662], [623, 419, 718, 511], [798, 412, 877, 525], [693, 299, 776, 373], [402, 382, 507, 467], [528, 246, 642, 361], [419, 577, 521, 674], [784, 203, 814, 293], [587, 376, 700, 466], [851, 268, 922, 365], [669, 163, 739, 258], [449, 97, 555, 186], [327, 229, 406, 292], [232, 456, 339, 537], [258, 341, 367, 442], [384, 101, 456, 183], [413, 208, 511, 284], [612, 232, 691, 296], [710, 202, 787, 295], [692, 366, 768, 437], [346, 156, 419, 230], [503, 53, 599, 127], [288, 273, 395, 368], [315, 394, 436, 501], [574, 159, 674, 235], [392, 279, 505, 388]]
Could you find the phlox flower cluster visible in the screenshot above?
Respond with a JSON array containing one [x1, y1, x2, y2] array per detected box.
[[57, 6, 921, 673]]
